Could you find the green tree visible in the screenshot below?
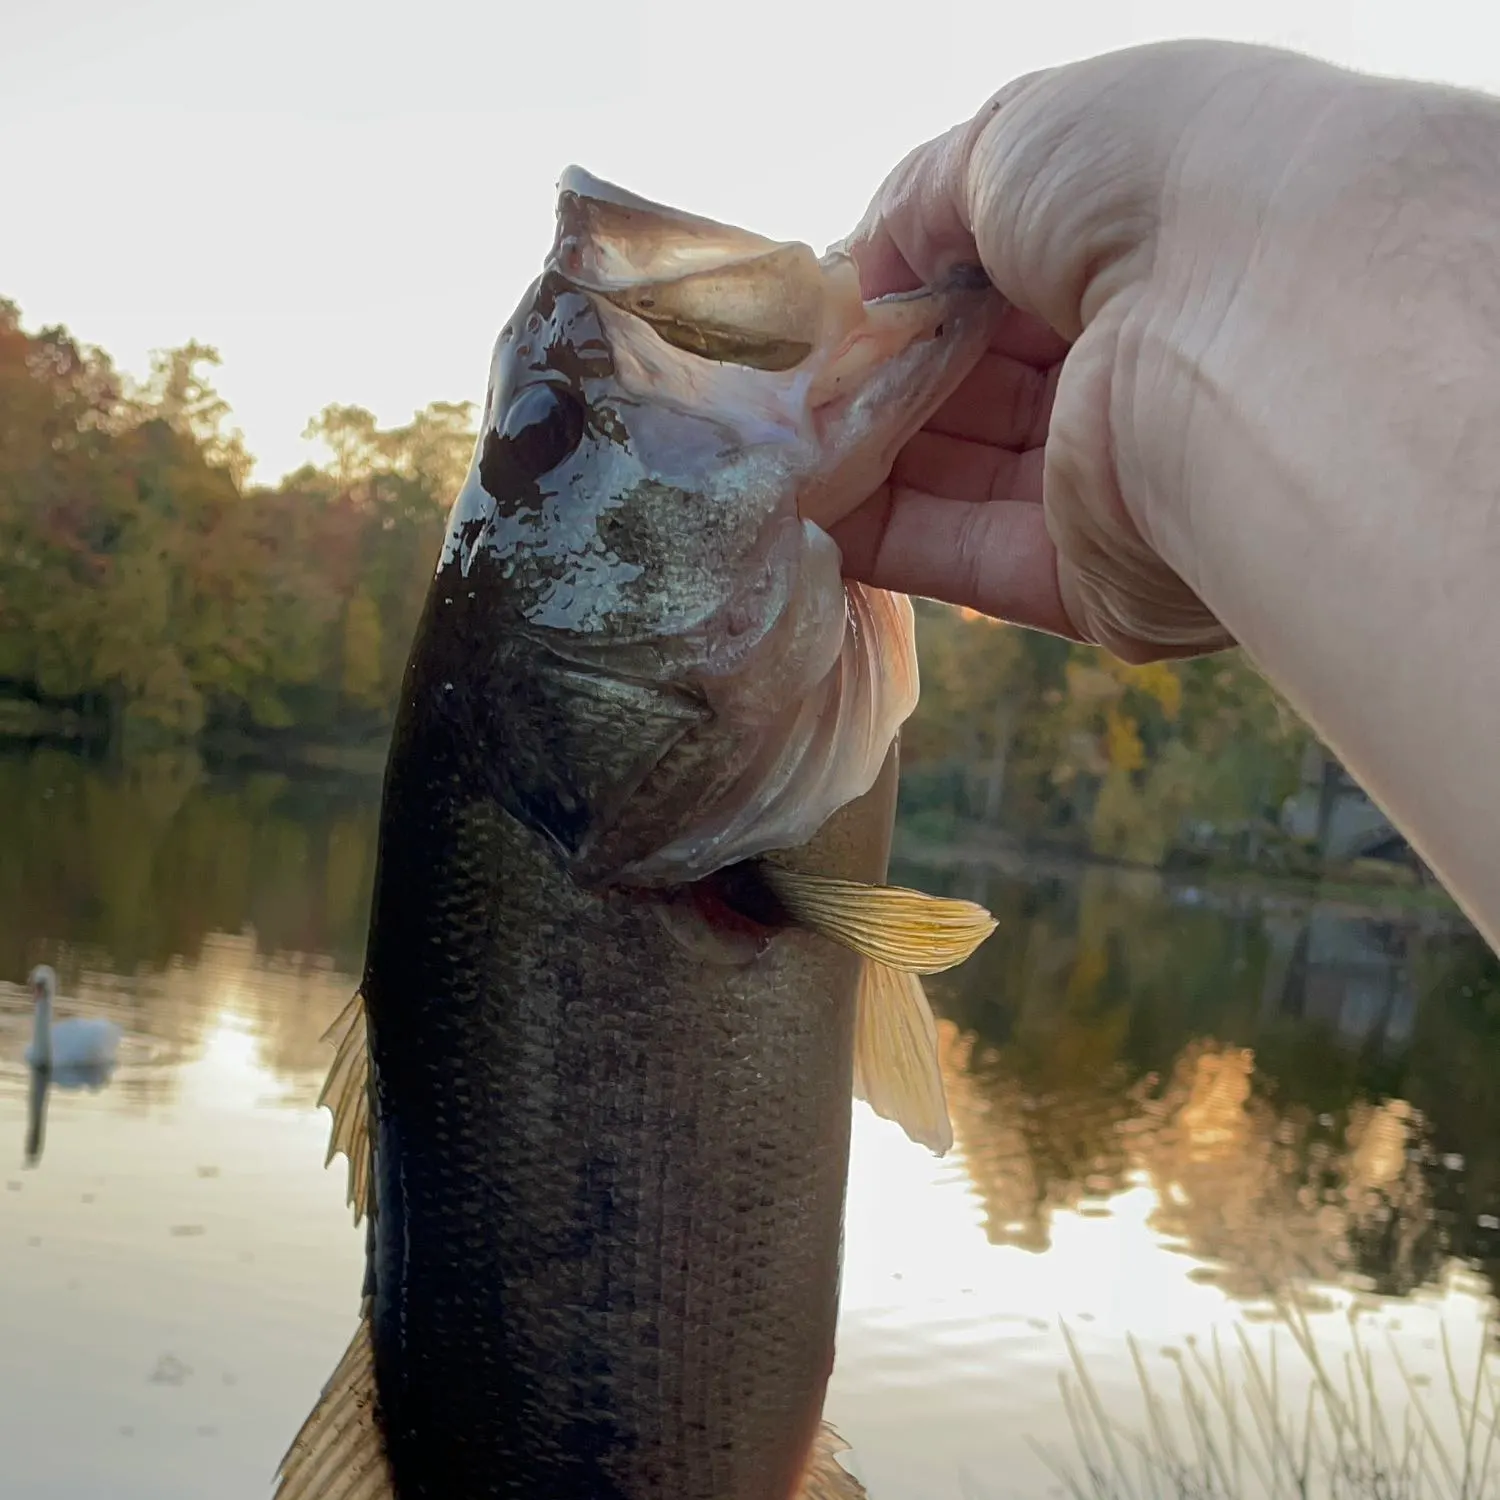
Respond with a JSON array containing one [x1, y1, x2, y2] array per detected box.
[[341, 590, 385, 708], [904, 599, 1313, 866]]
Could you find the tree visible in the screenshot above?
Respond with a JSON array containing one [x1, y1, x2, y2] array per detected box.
[[134, 341, 253, 489], [904, 598, 1313, 866]]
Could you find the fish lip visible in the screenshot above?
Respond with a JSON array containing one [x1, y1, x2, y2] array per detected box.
[[860, 263, 991, 303], [553, 164, 739, 238]]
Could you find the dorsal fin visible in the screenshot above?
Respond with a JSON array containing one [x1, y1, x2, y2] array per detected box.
[[319, 990, 373, 1225], [273, 1312, 393, 1500], [798, 1422, 871, 1500]]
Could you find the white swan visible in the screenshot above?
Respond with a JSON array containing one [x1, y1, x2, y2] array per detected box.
[[24, 964, 121, 1080]]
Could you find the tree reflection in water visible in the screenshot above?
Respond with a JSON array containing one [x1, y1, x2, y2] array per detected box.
[[2, 749, 1499, 1330], [918, 856, 1500, 1323]]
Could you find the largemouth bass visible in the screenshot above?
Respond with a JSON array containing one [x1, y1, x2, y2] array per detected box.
[[276, 168, 999, 1500]]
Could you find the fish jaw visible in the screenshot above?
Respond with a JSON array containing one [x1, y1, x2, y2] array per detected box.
[[547, 165, 999, 532], [796, 263, 997, 531]]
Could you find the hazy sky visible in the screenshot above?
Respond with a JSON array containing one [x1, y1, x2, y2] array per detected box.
[[6, 0, 1499, 483]]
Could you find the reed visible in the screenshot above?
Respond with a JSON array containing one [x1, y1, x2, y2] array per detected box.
[[1035, 1301, 1500, 1500]]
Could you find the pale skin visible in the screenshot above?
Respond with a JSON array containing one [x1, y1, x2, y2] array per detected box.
[[830, 39, 1500, 952]]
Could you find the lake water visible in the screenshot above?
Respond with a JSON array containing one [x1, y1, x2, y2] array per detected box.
[[3, 746, 1499, 1500]]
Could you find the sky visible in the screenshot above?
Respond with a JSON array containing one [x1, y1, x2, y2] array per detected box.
[[5, 0, 1500, 485]]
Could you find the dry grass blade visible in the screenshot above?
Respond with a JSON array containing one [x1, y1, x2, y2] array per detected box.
[[1046, 1301, 1500, 1500], [1063, 1321, 1145, 1500]]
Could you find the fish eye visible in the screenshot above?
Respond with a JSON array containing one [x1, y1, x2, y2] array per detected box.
[[481, 384, 586, 496]]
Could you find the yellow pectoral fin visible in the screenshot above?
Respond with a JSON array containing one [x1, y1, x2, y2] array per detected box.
[[757, 864, 997, 975], [854, 961, 953, 1157]]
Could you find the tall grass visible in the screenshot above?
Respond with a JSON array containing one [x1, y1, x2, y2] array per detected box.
[[1036, 1301, 1500, 1500]]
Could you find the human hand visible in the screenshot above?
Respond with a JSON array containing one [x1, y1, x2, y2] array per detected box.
[[831, 40, 1385, 662]]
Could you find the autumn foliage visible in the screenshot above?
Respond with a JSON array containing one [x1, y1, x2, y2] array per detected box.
[[0, 299, 472, 747], [900, 598, 1313, 862]]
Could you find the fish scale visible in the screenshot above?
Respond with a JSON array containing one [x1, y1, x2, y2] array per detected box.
[[361, 765, 857, 1498]]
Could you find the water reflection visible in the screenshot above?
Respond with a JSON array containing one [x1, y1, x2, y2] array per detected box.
[[23, 1053, 123, 1170], [0, 871, 368, 1500], [1262, 907, 1419, 1051], [25, 1065, 48, 1166], [1, 750, 1498, 1498], [908, 857, 1500, 1310], [0, 746, 377, 983]]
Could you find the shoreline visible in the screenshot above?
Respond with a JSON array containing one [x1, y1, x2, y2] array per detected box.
[[892, 826, 1468, 927], [1, 719, 1465, 922]]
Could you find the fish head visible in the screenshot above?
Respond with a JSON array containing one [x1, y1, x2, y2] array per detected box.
[[432, 167, 998, 887]]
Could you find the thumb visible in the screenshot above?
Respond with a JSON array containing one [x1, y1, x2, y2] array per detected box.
[[851, 40, 1340, 336]]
